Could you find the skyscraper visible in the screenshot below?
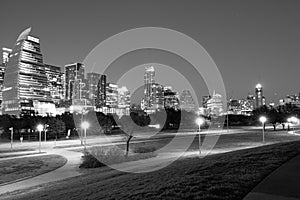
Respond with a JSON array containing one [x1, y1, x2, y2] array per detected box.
[[0, 48, 12, 102], [64, 63, 85, 102], [2, 28, 52, 116], [45, 64, 64, 103], [105, 83, 118, 113], [2, 47, 12, 65], [163, 86, 180, 110], [153, 83, 164, 109], [144, 66, 155, 109], [180, 90, 197, 112], [206, 91, 223, 116], [117, 86, 131, 115], [0, 63, 5, 101], [255, 83, 265, 108], [96, 74, 106, 109], [87, 72, 106, 106]]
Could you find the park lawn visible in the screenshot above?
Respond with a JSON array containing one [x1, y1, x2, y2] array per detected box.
[[8, 140, 300, 200], [0, 148, 34, 154], [0, 154, 67, 185], [0, 152, 42, 159]]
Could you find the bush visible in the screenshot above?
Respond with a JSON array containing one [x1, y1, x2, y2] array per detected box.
[[80, 146, 124, 168], [133, 146, 157, 153], [80, 146, 157, 169]]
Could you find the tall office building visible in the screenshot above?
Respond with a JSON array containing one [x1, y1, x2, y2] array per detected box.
[[153, 83, 164, 109], [0, 63, 5, 101], [163, 86, 180, 110], [255, 83, 265, 108], [0, 48, 12, 101], [44, 64, 64, 103], [95, 74, 106, 109], [64, 63, 85, 102], [180, 90, 197, 112], [144, 66, 155, 109], [206, 91, 223, 116], [202, 95, 211, 108], [105, 83, 118, 113], [117, 86, 130, 115], [2, 28, 53, 116], [2, 47, 12, 65], [87, 72, 106, 106]]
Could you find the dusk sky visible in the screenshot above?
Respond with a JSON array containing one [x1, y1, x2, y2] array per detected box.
[[1, 0, 300, 104]]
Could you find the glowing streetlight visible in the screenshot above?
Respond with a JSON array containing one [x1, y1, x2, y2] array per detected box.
[[195, 117, 205, 155], [259, 116, 267, 143], [81, 121, 90, 147], [287, 116, 299, 131], [37, 124, 44, 153]]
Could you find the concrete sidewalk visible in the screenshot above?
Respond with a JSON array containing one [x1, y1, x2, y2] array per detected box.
[[0, 149, 82, 196], [244, 154, 300, 200]]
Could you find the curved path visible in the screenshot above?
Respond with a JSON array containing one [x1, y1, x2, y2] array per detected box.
[[0, 149, 82, 196]]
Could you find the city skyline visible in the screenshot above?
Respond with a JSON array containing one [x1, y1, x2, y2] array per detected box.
[[1, 2, 300, 200], [1, 1, 300, 104]]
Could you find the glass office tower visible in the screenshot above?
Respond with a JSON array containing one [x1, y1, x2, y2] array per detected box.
[[2, 28, 51, 116]]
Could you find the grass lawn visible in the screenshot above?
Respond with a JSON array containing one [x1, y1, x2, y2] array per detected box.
[[7, 140, 300, 200], [0, 154, 67, 185], [0, 148, 34, 154], [0, 152, 42, 159]]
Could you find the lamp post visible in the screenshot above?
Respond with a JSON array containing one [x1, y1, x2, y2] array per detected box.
[[195, 117, 205, 155], [44, 124, 49, 143], [9, 127, 13, 152], [81, 121, 89, 148], [259, 116, 267, 144], [37, 124, 44, 153]]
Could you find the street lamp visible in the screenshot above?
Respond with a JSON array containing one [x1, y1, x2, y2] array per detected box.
[[195, 117, 205, 155], [259, 116, 267, 144], [37, 124, 44, 153], [287, 117, 299, 132], [44, 124, 49, 143], [81, 121, 90, 147]]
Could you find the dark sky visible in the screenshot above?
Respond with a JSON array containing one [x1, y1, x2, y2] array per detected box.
[[1, 0, 300, 104]]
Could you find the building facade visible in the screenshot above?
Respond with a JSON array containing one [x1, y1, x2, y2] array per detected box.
[[206, 91, 223, 116], [95, 74, 106, 109], [64, 63, 85, 102], [144, 66, 155, 109], [153, 83, 164, 110], [254, 83, 265, 109], [44, 64, 64, 103], [180, 90, 197, 112], [163, 86, 180, 110], [105, 83, 118, 113], [2, 28, 53, 117], [117, 86, 130, 115]]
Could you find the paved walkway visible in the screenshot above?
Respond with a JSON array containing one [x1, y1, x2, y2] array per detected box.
[[244, 154, 300, 200], [0, 149, 82, 196]]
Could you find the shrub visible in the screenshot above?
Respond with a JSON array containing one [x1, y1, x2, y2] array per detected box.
[[80, 146, 157, 168], [133, 146, 157, 153], [80, 146, 125, 168], [79, 148, 105, 168]]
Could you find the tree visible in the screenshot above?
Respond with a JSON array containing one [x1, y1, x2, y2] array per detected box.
[[116, 115, 133, 157], [0, 115, 12, 138], [46, 118, 66, 139], [253, 105, 289, 131], [115, 113, 145, 157]]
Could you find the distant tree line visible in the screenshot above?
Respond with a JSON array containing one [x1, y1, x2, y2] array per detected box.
[[1, 103, 298, 140]]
